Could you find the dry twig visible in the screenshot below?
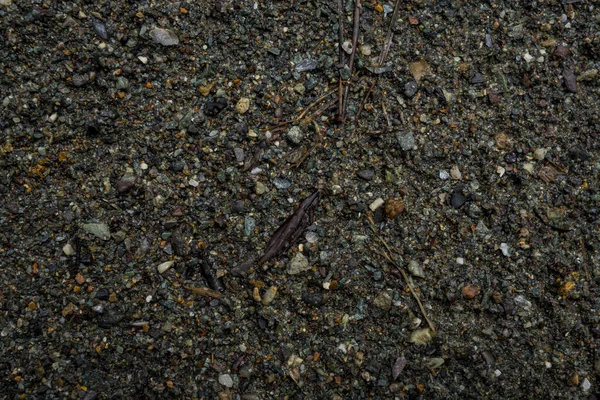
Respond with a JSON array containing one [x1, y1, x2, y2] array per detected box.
[[366, 214, 436, 332]]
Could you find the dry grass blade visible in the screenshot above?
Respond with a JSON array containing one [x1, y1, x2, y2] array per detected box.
[[184, 286, 223, 299], [366, 214, 436, 332], [341, 0, 361, 121]]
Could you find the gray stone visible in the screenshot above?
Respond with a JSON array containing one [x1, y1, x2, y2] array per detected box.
[[149, 28, 179, 46], [83, 223, 111, 241], [218, 373, 234, 388], [287, 252, 311, 275], [287, 126, 303, 145], [373, 291, 392, 311], [397, 132, 415, 151]]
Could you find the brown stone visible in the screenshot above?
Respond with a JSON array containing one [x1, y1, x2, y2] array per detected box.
[[461, 284, 481, 299], [385, 199, 405, 219]]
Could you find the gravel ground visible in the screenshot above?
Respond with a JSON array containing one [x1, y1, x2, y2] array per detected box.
[[1, 0, 599, 399]]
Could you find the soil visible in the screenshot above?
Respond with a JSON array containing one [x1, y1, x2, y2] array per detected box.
[[1, 0, 599, 399]]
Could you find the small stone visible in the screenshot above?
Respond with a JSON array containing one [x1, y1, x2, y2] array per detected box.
[[396, 131, 415, 151], [404, 81, 418, 98], [461, 283, 480, 299], [408, 260, 425, 278], [439, 170, 450, 180], [563, 68, 577, 93], [582, 378, 591, 392], [523, 162, 535, 174], [62, 243, 74, 256], [117, 174, 135, 193], [82, 223, 111, 240], [385, 199, 404, 219], [500, 243, 510, 257], [62, 303, 76, 317], [218, 374, 234, 388], [553, 45, 570, 60], [533, 148, 547, 161], [410, 328, 434, 345], [408, 60, 431, 82], [149, 28, 179, 46], [138, 56, 148, 64], [494, 133, 510, 149], [287, 252, 311, 275], [272, 177, 291, 189], [295, 59, 318, 72], [450, 191, 467, 209], [450, 165, 462, 180], [357, 168, 375, 181], [157, 260, 174, 274], [558, 281, 574, 296], [115, 77, 129, 90], [231, 200, 245, 213], [262, 286, 278, 305], [236, 98, 250, 114], [255, 181, 268, 195], [75, 273, 85, 285], [373, 291, 392, 311], [108, 292, 118, 303], [72, 74, 89, 87], [359, 45, 371, 56], [244, 217, 255, 236], [286, 126, 303, 145], [0, 0, 13, 5], [369, 198, 384, 211], [294, 83, 305, 95], [568, 372, 579, 386], [92, 19, 108, 40]]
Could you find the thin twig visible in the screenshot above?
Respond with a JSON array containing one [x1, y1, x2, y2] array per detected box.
[[341, 0, 361, 121], [355, 0, 402, 127], [366, 214, 436, 332], [267, 90, 335, 130], [337, 0, 345, 120]]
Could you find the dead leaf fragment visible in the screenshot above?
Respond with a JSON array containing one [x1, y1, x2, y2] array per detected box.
[[184, 286, 223, 299], [409, 60, 431, 82]]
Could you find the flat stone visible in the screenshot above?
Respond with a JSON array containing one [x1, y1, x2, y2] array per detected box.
[[357, 168, 375, 181], [287, 252, 311, 275], [396, 132, 415, 151], [82, 223, 111, 240], [218, 374, 234, 388], [149, 28, 179, 46]]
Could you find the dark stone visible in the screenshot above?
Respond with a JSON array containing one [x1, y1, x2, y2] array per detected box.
[[404, 81, 418, 98], [471, 73, 485, 85], [205, 98, 228, 116], [116, 179, 134, 194], [553, 45, 570, 60], [563, 68, 577, 93], [450, 191, 467, 209], [96, 288, 109, 301], [232, 200, 245, 213], [568, 145, 590, 161], [301, 292, 324, 307], [92, 19, 109, 40], [357, 168, 375, 181], [504, 152, 517, 164]]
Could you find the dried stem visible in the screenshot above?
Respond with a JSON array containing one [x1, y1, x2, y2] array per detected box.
[[341, 0, 361, 121], [366, 214, 436, 333]]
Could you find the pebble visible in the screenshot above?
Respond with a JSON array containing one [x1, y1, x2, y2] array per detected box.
[[582, 378, 591, 392], [450, 191, 467, 209], [373, 291, 392, 311], [0, 0, 13, 5], [287, 252, 311, 275], [72, 74, 90, 87], [461, 283, 480, 299], [533, 147, 547, 161], [357, 168, 375, 181], [261, 286, 278, 305], [500, 243, 510, 257], [410, 328, 433, 345], [522, 162, 535, 174], [117, 174, 136, 193], [218, 374, 234, 388], [286, 126, 303, 145], [272, 177, 291, 189], [385, 199, 404, 218], [62, 243, 74, 256], [439, 170, 450, 180], [408, 260, 425, 278], [244, 217, 255, 236], [295, 59, 318, 72], [396, 131, 415, 150], [563, 68, 577, 93], [302, 292, 324, 306], [157, 260, 174, 274], [255, 181, 268, 194], [294, 83, 305, 95], [149, 28, 179, 46], [404, 81, 418, 98], [359, 45, 371, 56], [92, 19, 108, 40], [234, 148, 245, 163], [82, 223, 111, 240], [236, 98, 250, 114], [369, 198, 384, 211], [450, 165, 462, 180], [115, 77, 129, 90], [138, 56, 148, 64]]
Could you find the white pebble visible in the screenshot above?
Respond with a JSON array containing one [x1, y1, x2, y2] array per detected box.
[[138, 56, 148, 64], [439, 170, 450, 180], [62, 243, 74, 256], [523, 52, 535, 63], [497, 166, 506, 177], [545, 361, 552, 368], [456, 257, 464, 265], [157, 260, 174, 274], [582, 378, 591, 392], [140, 162, 148, 170], [522, 162, 535, 174], [450, 165, 462, 180], [145, 295, 153, 303], [500, 243, 510, 257], [188, 179, 199, 187], [533, 147, 547, 161], [494, 369, 502, 377], [49, 113, 58, 123], [369, 198, 385, 211]]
